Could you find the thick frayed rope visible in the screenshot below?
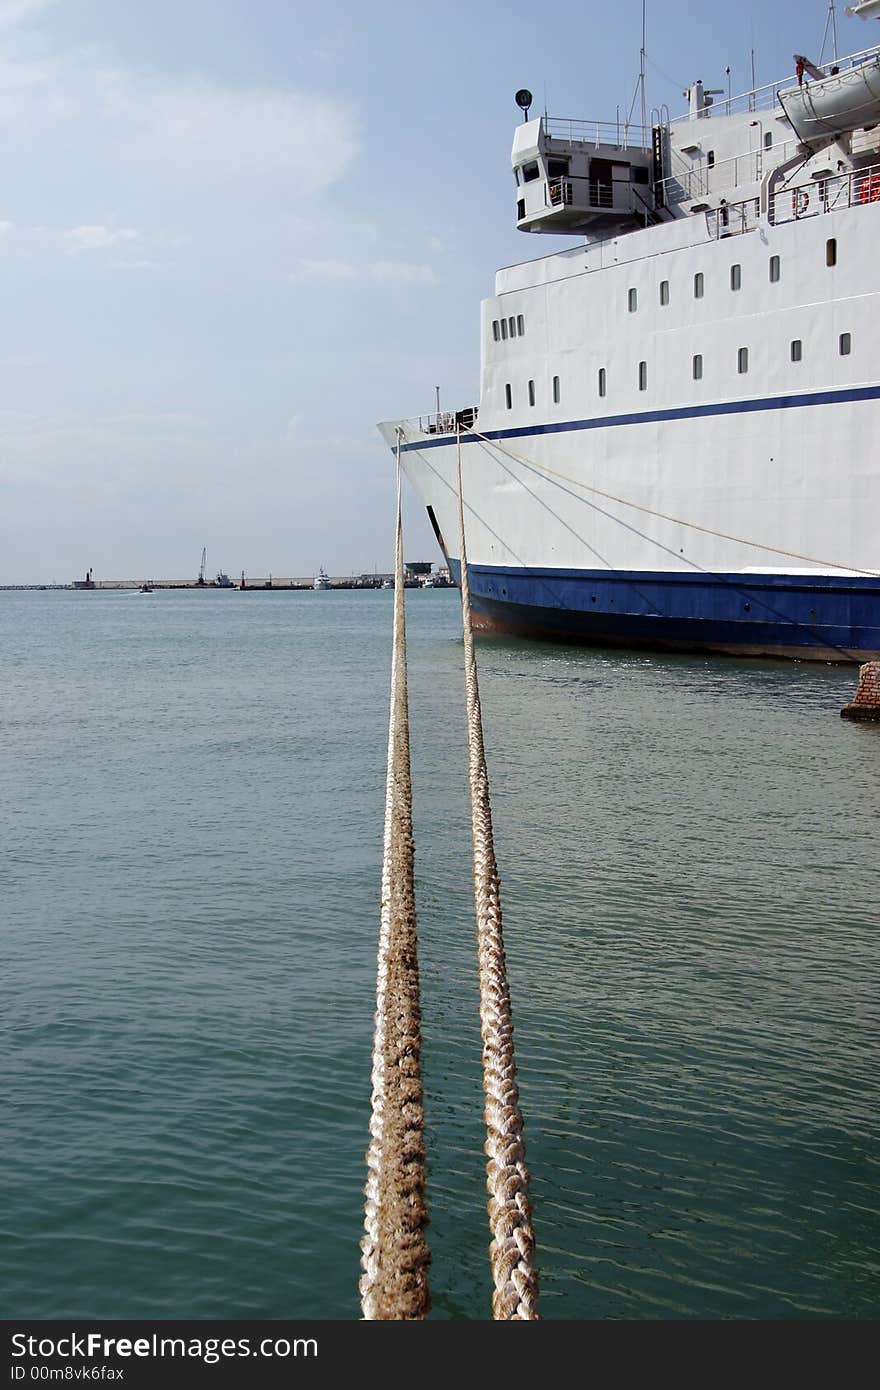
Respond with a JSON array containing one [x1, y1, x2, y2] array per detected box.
[[456, 431, 539, 1320], [360, 435, 430, 1320]]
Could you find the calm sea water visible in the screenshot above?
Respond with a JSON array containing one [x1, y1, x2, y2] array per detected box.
[[3, 589, 879, 1320]]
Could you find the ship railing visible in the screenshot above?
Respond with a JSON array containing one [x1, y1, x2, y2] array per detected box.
[[417, 406, 479, 436], [542, 170, 653, 213], [659, 139, 800, 207], [769, 158, 880, 225], [542, 115, 651, 151], [668, 44, 880, 124], [704, 197, 761, 239]]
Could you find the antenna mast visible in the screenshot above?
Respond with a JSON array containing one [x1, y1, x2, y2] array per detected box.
[[819, 2, 839, 65], [640, 0, 647, 144], [625, 0, 648, 148]]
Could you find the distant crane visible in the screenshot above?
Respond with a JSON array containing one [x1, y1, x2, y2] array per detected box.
[[197, 546, 207, 586]]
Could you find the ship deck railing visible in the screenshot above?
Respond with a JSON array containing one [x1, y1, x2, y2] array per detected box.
[[659, 138, 801, 207], [769, 158, 880, 226], [667, 44, 880, 124], [416, 407, 480, 436], [542, 116, 652, 151]]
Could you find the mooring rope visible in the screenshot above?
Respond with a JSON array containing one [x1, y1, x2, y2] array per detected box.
[[360, 434, 430, 1320], [456, 428, 540, 1321]]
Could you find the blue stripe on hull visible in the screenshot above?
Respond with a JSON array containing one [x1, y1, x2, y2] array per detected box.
[[401, 383, 880, 452], [451, 564, 880, 659]]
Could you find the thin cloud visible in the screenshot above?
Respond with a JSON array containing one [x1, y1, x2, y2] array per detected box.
[[0, 0, 57, 28], [65, 224, 139, 252], [290, 258, 440, 285]]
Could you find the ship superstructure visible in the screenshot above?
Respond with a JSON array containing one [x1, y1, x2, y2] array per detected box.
[[379, 23, 880, 659]]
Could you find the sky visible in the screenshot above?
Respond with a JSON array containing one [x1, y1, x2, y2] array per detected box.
[[0, 0, 864, 581]]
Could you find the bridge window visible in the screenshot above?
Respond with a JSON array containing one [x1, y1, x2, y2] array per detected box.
[[517, 198, 525, 220], [528, 379, 536, 406], [659, 279, 669, 305], [638, 361, 647, 391], [769, 255, 780, 283], [791, 339, 802, 362], [492, 320, 499, 341], [552, 375, 560, 404], [505, 383, 512, 409], [737, 347, 749, 374], [547, 157, 569, 178], [517, 314, 524, 336], [522, 162, 540, 183], [694, 272, 704, 299], [730, 263, 741, 291], [826, 237, 837, 267], [598, 367, 607, 397], [692, 354, 703, 381], [628, 287, 638, 312], [839, 332, 851, 356]]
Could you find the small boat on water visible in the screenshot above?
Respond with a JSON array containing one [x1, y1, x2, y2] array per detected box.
[[381, 577, 394, 589], [138, 584, 153, 593], [314, 567, 331, 591]]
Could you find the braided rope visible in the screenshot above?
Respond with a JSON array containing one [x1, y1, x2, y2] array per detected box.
[[456, 431, 539, 1320], [360, 436, 430, 1320]]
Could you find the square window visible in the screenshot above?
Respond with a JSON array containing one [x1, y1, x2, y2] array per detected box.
[[522, 161, 540, 183], [693, 354, 703, 381], [628, 287, 638, 312], [769, 255, 780, 283], [659, 280, 670, 306], [791, 339, 802, 362], [552, 375, 560, 404], [839, 332, 851, 356], [694, 272, 704, 299], [598, 367, 606, 398], [730, 264, 741, 291], [737, 346, 749, 374]]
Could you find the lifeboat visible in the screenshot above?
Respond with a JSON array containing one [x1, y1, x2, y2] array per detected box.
[[779, 53, 880, 145]]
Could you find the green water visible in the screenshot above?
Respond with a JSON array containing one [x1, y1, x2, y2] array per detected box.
[[3, 589, 878, 1319]]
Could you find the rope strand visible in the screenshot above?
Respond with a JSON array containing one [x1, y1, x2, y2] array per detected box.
[[360, 435, 430, 1320], [456, 429, 539, 1321]]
